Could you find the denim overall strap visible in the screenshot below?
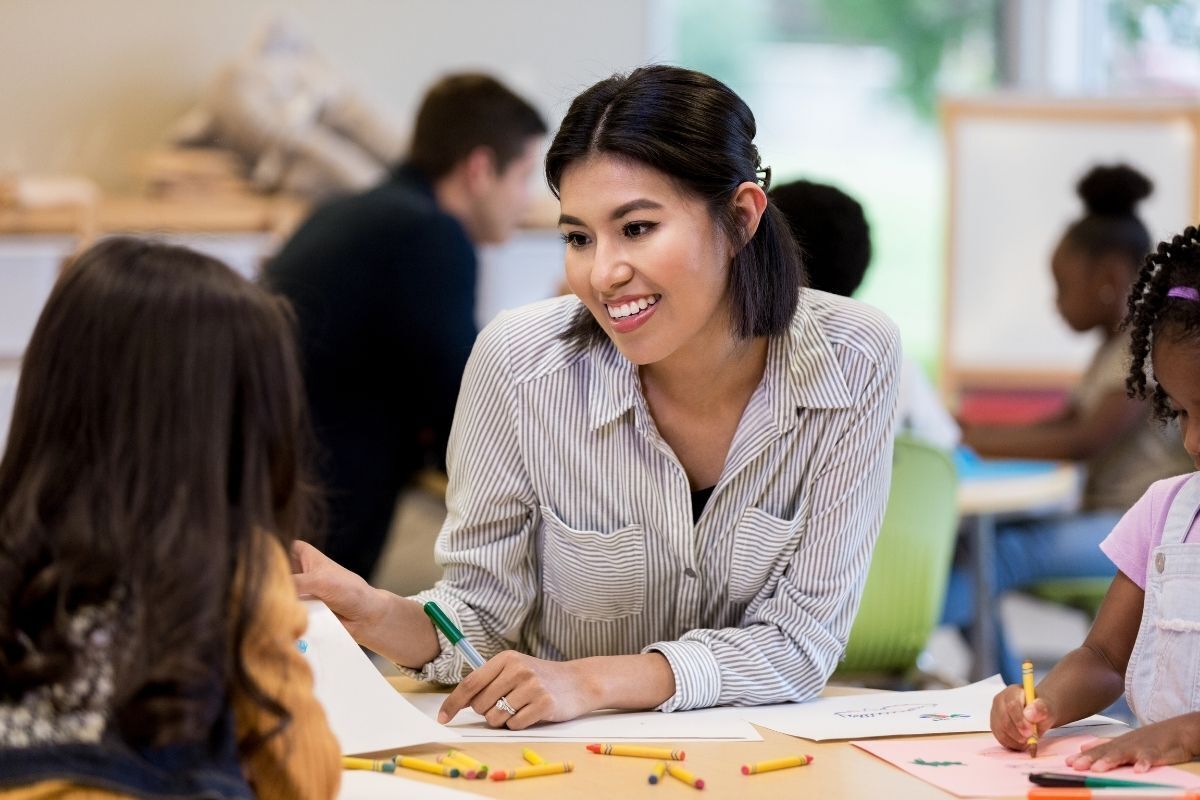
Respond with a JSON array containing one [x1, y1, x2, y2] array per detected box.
[[1125, 472, 1200, 724]]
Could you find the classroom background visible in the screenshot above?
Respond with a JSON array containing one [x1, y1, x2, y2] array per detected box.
[[2, 0, 1200, 700]]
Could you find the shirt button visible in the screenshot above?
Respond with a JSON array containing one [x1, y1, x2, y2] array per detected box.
[[1156, 552, 1166, 573], [684, 567, 697, 578]]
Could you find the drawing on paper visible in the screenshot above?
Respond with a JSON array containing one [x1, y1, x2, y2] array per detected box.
[[919, 712, 970, 721], [834, 703, 934, 719], [911, 759, 966, 767]]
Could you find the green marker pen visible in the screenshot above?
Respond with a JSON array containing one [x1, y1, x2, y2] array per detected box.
[[423, 601, 518, 720], [423, 601, 485, 668], [1030, 771, 1182, 790]]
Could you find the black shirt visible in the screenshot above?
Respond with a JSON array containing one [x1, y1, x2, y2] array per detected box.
[[264, 164, 477, 578]]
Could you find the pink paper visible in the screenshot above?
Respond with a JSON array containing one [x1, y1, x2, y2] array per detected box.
[[852, 732, 1200, 798]]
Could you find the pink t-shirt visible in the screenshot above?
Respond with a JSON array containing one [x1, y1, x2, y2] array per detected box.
[[1100, 473, 1200, 590]]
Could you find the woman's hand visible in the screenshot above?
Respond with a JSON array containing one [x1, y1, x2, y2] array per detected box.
[[1066, 714, 1200, 773], [991, 684, 1056, 751], [290, 541, 387, 643], [437, 652, 596, 731]]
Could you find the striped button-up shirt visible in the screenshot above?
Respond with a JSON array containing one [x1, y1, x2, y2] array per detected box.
[[409, 290, 900, 711]]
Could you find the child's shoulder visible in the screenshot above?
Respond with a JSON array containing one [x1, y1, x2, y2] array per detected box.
[[1102, 473, 1199, 589]]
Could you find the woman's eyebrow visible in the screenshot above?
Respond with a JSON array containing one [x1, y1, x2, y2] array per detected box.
[[610, 198, 663, 219], [558, 199, 665, 227]]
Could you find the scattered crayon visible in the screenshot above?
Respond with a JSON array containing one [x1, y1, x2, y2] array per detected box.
[[439, 754, 476, 780], [586, 743, 685, 760], [522, 747, 546, 766], [342, 757, 395, 773], [741, 754, 814, 775], [489, 762, 574, 781], [666, 762, 705, 790], [391, 755, 459, 778], [649, 761, 667, 785], [447, 749, 488, 778]]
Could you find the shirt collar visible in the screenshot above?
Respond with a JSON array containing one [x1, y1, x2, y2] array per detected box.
[[390, 161, 436, 199], [588, 336, 640, 431], [585, 293, 855, 433]]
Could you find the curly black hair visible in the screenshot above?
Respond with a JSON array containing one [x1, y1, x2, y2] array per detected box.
[[769, 179, 871, 298], [1125, 225, 1200, 421]]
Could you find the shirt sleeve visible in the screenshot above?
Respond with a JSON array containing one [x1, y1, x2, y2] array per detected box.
[[1100, 477, 1177, 590], [647, 332, 902, 711], [234, 536, 342, 800], [402, 315, 540, 683]]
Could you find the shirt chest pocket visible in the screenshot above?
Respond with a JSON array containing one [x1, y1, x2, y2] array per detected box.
[[539, 505, 646, 622], [728, 507, 805, 604]]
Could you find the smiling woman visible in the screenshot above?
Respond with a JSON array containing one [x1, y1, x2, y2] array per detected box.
[[292, 65, 903, 729]]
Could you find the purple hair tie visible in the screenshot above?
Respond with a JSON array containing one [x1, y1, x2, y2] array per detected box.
[[1168, 286, 1200, 301]]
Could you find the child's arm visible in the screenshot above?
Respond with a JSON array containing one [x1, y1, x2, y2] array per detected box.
[[963, 388, 1143, 460], [235, 538, 341, 800], [991, 570, 1143, 750]]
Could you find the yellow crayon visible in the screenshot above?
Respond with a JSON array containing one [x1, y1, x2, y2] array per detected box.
[[489, 761, 574, 781], [1022, 659, 1039, 759], [447, 749, 488, 778], [648, 761, 667, 785], [342, 756, 396, 774], [665, 762, 705, 790], [522, 747, 546, 766], [741, 754, 814, 775], [392, 755, 459, 778], [587, 743, 685, 760], [439, 753, 477, 779]]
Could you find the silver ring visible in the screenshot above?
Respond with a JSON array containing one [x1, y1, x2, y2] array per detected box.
[[494, 696, 517, 716]]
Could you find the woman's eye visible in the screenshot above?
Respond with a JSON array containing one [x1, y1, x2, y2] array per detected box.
[[623, 221, 656, 238], [560, 231, 590, 248]]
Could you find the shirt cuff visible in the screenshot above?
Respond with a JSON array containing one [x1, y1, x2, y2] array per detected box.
[[394, 592, 467, 684], [644, 639, 721, 712]]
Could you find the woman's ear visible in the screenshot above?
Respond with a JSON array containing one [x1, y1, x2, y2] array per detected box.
[[731, 181, 768, 247]]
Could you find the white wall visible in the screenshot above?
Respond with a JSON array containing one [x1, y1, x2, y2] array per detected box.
[[0, 0, 655, 190]]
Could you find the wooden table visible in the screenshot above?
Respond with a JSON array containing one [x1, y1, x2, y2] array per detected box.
[[956, 463, 1082, 681], [356, 679, 1199, 800]]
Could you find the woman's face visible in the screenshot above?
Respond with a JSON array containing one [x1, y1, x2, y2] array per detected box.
[[558, 154, 733, 367]]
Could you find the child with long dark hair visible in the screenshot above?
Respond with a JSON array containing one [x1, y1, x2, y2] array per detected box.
[[0, 238, 339, 798], [991, 226, 1200, 770]]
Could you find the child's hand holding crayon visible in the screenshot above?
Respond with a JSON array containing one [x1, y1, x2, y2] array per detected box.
[[991, 683, 1055, 752]]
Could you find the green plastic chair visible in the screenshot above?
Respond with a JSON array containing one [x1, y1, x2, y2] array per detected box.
[[1029, 576, 1110, 618], [834, 435, 959, 678]]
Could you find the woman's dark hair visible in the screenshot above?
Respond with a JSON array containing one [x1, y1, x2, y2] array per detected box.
[[545, 65, 804, 344], [1125, 225, 1200, 421], [1063, 163, 1153, 269], [0, 237, 318, 753]]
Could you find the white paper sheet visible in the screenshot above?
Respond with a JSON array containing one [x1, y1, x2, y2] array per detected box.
[[741, 676, 1121, 741], [302, 600, 457, 754], [402, 692, 762, 742], [338, 770, 489, 800]]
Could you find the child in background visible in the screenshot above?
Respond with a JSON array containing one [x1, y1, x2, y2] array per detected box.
[[0, 239, 340, 799], [771, 178, 959, 450], [991, 226, 1200, 771], [946, 165, 1190, 681]]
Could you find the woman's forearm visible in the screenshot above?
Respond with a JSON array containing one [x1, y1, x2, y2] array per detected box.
[[350, 589, 442, 669], [573, 652, 677, 712]]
